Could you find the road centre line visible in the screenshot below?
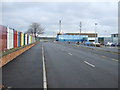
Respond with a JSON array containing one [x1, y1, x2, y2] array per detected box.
[[42, 45, 47, 89], [84, 61, 95, 67], [102, 56, 106, 58]]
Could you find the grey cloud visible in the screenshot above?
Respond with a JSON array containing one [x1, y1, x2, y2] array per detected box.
[[2, 2, 118, 36]]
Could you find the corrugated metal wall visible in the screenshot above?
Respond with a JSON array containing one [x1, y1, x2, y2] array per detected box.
[[18, 32, 21, 47], [30, 35, 32, 43], [28, 35, 31, 44], [0, 26, 36, 51], [0, 26, 7, 51], [27, 34, 29, 44], [21, 33, 24, 46], [23, 34, 25, 45], [25, 34, 28, 45], [7, 27, 14, 49], [14, 30, 18, 48]]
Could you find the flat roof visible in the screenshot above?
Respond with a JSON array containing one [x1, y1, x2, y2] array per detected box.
[[57, 33, 97, 37]]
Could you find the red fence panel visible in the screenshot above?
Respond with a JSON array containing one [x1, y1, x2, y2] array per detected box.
[[14, 30, 18, 48], [0, 25, 7, 51]]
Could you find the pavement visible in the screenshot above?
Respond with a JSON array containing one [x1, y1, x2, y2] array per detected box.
[[43, 42, 118, 88], [2, 42, 43, 88], [80, 45, 118, 53]]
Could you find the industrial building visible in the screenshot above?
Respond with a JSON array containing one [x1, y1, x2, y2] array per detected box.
[[98, 33, 119, 45], [56, 33, 98, 42], [38, 37, 56, 41], [98, 37, 112, 45], [111, 33, 119, 44]]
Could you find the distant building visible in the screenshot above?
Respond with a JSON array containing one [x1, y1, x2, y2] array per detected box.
[[38, 37, 56, 41], [98, 33, 119, 45], [111, 33, 119, 44], [57, 33, 98, 42], [98, 37, 112, 45]]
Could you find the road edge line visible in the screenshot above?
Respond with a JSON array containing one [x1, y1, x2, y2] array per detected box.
[[42, 44, 48, 89]]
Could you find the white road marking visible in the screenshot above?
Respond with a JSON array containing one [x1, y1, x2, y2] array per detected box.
[[112, 59, 118, 62], [84, 61, 95, 67], [68, 53, 72, 56], [102, 56, 106, 58], [42, 45, 47, 89]]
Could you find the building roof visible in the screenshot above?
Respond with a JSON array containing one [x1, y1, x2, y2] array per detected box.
[[57, 33, 97, 37]]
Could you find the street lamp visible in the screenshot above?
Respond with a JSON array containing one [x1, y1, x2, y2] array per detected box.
[[59, 20, 61, 33], [95, 23, 98, 47], [78, 21, 82, 44]]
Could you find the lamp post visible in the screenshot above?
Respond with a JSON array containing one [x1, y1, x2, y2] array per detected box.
[[79, 21, 82, 44], [59, 20, 61, 33], [95, 23, 98, 47]]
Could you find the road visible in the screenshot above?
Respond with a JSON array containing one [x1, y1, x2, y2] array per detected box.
[[2, 43, 43, 88], [2, 41, 118, 88], [43, 42, 118, 88]]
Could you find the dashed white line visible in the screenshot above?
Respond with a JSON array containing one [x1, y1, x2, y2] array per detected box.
[[84, 61, 95, 67], [42, 45, 47, 89], [102, 56, 106, 58], [112, 59, 118, 62], [68, 53, 72, 56]]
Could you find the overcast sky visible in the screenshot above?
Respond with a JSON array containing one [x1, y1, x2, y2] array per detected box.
[[1, 1, 118, 37]]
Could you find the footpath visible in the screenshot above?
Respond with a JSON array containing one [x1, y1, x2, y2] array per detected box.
[[79, 45, 119, 54]]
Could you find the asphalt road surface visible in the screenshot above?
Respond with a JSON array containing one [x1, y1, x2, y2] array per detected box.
[[2, 41, 118, 88], [2, 42, 43, 88], [43, 42, 118, 88]]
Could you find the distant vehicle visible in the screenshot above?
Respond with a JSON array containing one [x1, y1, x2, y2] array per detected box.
[[117, 43, 120, 47], [111, 43, 116, 47], [84, 41, 94, 46], [94, 42, 101, 47], [105, 42, 118, 47], [84, 42, 100, 47], [105, 42, 114, 46]]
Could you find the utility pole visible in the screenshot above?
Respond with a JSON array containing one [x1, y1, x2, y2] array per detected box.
[[59, 20, 61, 34], [79, 21, 82, 44], [80, 22, 82, 34], [95, 23, 98, 47], [34, 27, 37, 41]]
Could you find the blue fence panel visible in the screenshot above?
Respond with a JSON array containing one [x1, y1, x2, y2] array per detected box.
[[18, 32, 21, 47]]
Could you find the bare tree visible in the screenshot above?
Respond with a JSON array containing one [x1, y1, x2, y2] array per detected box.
[[26, 23, 44, 37]]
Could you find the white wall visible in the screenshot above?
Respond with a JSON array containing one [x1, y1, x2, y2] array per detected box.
[[7, 27, 14, 49]]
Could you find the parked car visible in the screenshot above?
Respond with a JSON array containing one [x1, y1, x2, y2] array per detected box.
[[111, 43, 116, 47], [105, 42, 118, 47], [94, 42, 101, 47], [105, 42, 114, 46], [117, 43, 120, 47], [84, 41, 93, 46]]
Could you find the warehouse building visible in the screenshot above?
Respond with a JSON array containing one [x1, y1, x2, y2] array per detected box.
[[98, 37, 112, 45], [111, 33, 119, 44], [98, 33, 119, 45], [56, 33, 98, 42]]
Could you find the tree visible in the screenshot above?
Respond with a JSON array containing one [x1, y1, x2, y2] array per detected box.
[[26, 23, 44, 37]]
